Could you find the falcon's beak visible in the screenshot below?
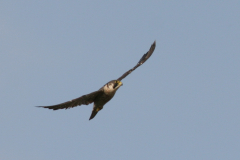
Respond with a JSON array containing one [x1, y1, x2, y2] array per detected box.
[[114, 81, 123, 89], [118, 81, 123, 86]]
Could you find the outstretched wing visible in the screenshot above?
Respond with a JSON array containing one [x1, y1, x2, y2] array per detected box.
[[117, 41, 156, 81], [37, 90, 103, 110]]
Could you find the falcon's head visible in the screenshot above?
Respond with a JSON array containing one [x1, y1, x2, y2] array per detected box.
[[103, 80, 123, 95]]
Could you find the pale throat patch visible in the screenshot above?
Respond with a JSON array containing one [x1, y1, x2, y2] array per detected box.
[[103, 84, 115, 95]]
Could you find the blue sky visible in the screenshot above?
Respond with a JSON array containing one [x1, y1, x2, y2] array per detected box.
[[1, 1, 240, 159]]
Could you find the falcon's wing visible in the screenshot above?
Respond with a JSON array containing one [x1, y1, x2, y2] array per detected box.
[[117, 41, 156, 81], [37, 90, 103, 110]]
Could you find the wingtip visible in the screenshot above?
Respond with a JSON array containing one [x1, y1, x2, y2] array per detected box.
[[149, 40, 156, 52], [153, 40, 156, 45], [36, 106, 47, 108]]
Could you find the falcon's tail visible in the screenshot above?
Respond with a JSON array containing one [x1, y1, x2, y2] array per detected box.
[[89, 110, 99, 120]]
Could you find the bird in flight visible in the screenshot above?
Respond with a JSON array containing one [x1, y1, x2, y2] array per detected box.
[[37, 41, 156, 120]]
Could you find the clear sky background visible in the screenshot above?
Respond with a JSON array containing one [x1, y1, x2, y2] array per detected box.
[[1, 1, 240, 160]]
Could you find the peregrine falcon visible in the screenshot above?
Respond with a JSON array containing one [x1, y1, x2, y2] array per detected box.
[[37, 41, 156, 120]]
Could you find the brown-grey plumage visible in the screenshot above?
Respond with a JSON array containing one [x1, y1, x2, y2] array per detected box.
[[117, 41, 156, 81], [37, 41, 156, 120]]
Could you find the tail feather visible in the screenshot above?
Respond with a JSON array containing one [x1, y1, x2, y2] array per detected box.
[[89, 110, 98, 120]]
